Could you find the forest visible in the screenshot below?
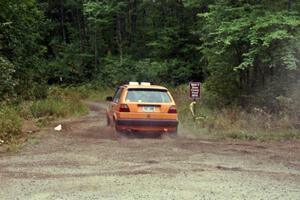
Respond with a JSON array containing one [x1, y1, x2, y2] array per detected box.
[[1, 0, 300, 142], [1, 0, 300, 104]]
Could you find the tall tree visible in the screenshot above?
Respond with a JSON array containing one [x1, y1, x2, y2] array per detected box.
[[198, 0, 300, 105], [0, 0, 46, 99]]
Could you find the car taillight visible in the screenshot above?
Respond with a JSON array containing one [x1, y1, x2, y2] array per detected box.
[[168, 106, 177, 113], [119, 104, 130, 112]]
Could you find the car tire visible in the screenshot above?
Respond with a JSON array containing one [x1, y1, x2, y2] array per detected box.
[[106, 115, 111, 126], [112, 119, 125, 139], [114, 126, 127, 139], [169, 130, 177, 138]]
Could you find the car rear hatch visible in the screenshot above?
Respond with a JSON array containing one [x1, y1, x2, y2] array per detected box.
[[119, 88, 177, 120]]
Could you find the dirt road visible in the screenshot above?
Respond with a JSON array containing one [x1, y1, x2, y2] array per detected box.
[[0, 101, 300, 200]]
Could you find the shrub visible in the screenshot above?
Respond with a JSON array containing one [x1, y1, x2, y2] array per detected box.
[[48, 84, 113, 102], [0, 56, 16, 101], [30, 97, 88, 119], [171, 85, 300, 141], [0, 106, 22, 141]]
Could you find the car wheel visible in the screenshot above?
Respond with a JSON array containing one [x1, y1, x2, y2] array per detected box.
[[106, 115, 110, 126], [169, 131, 177, 138], [114, 126, 127, 139], [111, 119, 125, 138]]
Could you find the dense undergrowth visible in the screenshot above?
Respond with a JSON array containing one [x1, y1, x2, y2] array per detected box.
[[170, 86, 300, 141], [0, 84, 112, 144], [0, 107, 22, 143], [0, 84, 299, 146]]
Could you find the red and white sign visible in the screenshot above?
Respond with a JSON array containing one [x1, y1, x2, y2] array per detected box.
[[189, 82, 201, 100]]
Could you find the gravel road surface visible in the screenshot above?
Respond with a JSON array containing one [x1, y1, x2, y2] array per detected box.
[[0, 101, 300, 200]]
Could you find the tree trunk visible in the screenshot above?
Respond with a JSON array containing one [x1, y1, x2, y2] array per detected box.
[[76, 7, 83, 53], [287, 0, 292, 11], [80, 0, 88, 43], [117, 14, 123, 65], [94, 23, 97, 71], [128, 0, 137, 47], [60, 0, 66, 43]]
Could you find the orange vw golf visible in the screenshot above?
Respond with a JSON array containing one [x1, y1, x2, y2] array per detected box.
[[106, 82, 178, 136]]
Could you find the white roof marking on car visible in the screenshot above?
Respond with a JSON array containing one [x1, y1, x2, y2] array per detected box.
[[129, 82, 139, 86], [140, 82, 151, 86]]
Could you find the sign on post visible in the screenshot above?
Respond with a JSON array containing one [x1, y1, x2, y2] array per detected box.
[[189, 82, 201, 100]]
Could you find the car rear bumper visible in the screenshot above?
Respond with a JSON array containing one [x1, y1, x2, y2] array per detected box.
[[115, 119, 178, 133], [116, 119, 178, 127]]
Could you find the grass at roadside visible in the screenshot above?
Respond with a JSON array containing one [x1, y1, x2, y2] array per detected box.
[[19, 97, 88, 127], [0, 84, 113, 149], [73, 84, 299, 141], [0, 106, 22, 143], [170, 85, 300, 141], [1, 83, 299, 151], [63, 84, 299, 141]]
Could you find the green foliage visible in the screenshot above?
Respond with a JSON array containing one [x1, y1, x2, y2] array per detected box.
[[0, 56, 16, 101], [172, 85, 300, 141], [2, 0, 203, 95], [100, 56, 169, 85], [0, 106, 22, 141], [198, 0, 300, 106], [48, 84, 111, 100], [0, 85, 96, 143], [29, 97, 87, 119], [0, 0, 47, 100], [135, 59, 168, 83], [1, 0, 300, 116], [29, 86, 91, 119]]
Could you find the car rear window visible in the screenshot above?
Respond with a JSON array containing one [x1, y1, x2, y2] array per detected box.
[[125, 89, 172, 103]]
